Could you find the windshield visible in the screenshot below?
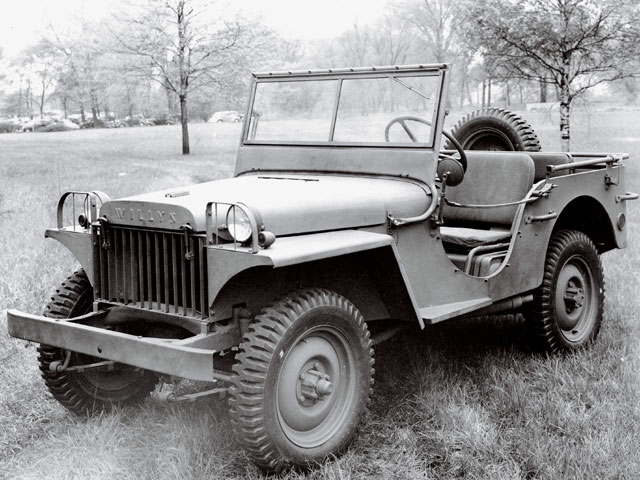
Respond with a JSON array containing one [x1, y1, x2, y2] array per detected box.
[[245, 71, 443, 147]]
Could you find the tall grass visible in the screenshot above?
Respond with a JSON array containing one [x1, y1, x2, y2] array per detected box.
[[1, 111, 639, 479]]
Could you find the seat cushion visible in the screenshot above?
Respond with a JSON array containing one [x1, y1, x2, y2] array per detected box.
[[440, 226, 511, 248]]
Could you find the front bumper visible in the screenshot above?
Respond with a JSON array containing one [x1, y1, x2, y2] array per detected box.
[[7, 309, 234, 383]]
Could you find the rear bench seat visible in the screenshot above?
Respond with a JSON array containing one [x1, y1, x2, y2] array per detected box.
[[439, 152, 573, 248]]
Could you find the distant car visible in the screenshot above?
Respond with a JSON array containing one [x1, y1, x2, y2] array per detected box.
[[18, 118, 53, 132], [150, 116, 175, 126], [104, 119, 128, 128], [209, 110, 242, 123], [41, 119, 80, 132], [80, 118, 106, 129], [0, 118, 22, 133]]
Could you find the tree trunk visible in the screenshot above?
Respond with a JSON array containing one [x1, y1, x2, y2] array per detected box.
[[481, 80, 486, 108], [166, 86, 174, 114], [91, 88, 99, 122], [540, 80, 548, 103], [39, 76, 46, 119], [180, 94, 190, 155], [487, 78, 492, 107], [519, 83, 524, 104], [559, 93, 571, 152], [559, 55, 571, 152]]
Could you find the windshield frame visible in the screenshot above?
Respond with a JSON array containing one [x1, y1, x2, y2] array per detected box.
[[241, 64, 449, 150]]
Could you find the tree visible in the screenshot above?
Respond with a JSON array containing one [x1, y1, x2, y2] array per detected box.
[[338, 23, 371, 67], [48, 18, 114, 122], [114, 0, 253, 155], [370, 14, 414, 66], [469, 0, 640, 151], [394, 0, 478, 108], [399, 0, 462, 63], [15, 39, 62, 119]]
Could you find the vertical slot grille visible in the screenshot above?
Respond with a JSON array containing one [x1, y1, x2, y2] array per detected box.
[[95, 226, 208, 318]]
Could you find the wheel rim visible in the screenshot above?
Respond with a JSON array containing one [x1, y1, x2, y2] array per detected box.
[[276, 324, 356, 448], [554, 255, 596, 343], [465, 129, 514, 150], [72, 352, 144, 397]]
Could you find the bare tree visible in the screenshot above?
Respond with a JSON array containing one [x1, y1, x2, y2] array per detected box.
[[18, 39, 61, 119], [469, 0, 640, 150], [48, 18, 113, 123], [398, 0, 464, 63], [394, 0, 477, 108], [114, 0, 249, 154], [338, 23, 371, 67], [370, 14, 414, 66]]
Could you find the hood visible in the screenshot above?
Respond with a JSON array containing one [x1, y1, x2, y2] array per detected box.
[[100, 174, 431, 234]]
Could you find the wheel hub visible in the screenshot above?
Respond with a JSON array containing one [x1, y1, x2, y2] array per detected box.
[[299, 365, 334, 402], [563, 281, 585, 314], [555, 259, 594, 335]]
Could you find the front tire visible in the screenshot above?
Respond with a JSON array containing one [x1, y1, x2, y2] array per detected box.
[[526, 230, 604, 353], [229, 289, 374, 472], [38, 270, 158, 415]]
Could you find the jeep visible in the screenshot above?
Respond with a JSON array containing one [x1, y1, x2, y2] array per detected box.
[[7, 63, 637, 472]]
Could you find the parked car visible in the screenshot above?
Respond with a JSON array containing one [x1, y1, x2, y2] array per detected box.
[[18, 118, 52, 132], [7, 63, 638, 473], [80, 118, 106, 129], [0, 118, 22, 133], [104, 119, 128, 128], [40, 119, 80, 132], [150, 116, 176, 126], [209, 110, 243, 123]]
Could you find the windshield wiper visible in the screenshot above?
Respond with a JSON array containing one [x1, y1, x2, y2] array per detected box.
[[392, 77, 430, 101]]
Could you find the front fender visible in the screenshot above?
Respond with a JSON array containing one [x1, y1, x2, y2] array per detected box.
[[207, 229, 403, 311], [207, 229, 423, 324], [46, 229, 94, 284]]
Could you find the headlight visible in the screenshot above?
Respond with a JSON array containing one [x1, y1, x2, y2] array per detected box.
[[226, 206, 252, 243]]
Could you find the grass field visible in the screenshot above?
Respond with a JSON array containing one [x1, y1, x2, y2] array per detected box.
[[1, 109, 639, 479]]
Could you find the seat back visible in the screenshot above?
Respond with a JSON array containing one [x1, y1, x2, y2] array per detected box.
[[444, 152, 535, 226]]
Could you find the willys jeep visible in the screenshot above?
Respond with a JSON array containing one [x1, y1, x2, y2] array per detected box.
[[7, 64, 638, 472]]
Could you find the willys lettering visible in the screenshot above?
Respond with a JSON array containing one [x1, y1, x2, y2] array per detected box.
[[114, 207, 177, 224]]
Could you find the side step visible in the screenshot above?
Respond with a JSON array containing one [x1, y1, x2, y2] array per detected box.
[[420, 297, 492, 325]]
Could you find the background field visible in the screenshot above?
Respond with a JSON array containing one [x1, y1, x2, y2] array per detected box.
[[1, 109, 639, 479]]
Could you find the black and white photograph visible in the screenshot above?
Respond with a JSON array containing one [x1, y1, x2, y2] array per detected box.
[[1, 0, 639, 478]]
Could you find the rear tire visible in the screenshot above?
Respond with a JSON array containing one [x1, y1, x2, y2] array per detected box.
[[229, 288, 374, 472], [526, 230, 604, 353], [445, 107, 541, 151], [38, 270, 158, 415]]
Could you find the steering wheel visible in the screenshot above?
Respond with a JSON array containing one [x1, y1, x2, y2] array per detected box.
[[384, 115, 467, 172]]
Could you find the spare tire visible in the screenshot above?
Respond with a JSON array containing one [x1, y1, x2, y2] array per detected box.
[[445, 107, 541, 151]]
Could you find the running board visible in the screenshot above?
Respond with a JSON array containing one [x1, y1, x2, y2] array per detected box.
[[420, 297, 492, 325]]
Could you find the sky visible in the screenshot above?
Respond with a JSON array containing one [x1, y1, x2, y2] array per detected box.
[[0, 0, 392, 58]]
